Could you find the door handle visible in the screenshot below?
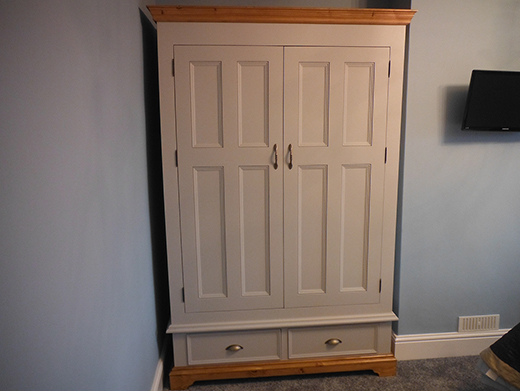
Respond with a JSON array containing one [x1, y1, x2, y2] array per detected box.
[[273, 144, 278, 170], [288, 144, 293, 170]]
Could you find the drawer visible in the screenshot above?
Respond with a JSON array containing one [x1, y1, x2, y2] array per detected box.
[[187, 329, 282, 365], [288, 324, 378, 359]]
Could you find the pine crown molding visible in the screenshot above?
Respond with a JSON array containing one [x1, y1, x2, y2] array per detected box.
[[147, 6, 416, 25]]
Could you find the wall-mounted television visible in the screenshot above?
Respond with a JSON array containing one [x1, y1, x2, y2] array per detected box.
[[462, 70, 520, 131]]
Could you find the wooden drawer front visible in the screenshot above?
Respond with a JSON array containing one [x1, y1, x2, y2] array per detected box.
[[288, 324, 378, 359], [187, 329, 282, 365]]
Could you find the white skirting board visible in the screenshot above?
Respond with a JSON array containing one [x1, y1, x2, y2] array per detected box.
[[150, 342, 167, 391], [392, 329, 509, 361]]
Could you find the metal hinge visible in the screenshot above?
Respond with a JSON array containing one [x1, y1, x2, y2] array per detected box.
[[379, 279, 382, 293], [181, 287, 185, 302], [388, 60, 391, 78], [384, 147, 388, 164], [175, 150, 178, 167]]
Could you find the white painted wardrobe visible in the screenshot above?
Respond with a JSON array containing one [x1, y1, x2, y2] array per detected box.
[[148, 6, 415, 389]]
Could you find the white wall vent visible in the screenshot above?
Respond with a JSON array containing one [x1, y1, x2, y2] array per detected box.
[[458, 315, 500, 332]]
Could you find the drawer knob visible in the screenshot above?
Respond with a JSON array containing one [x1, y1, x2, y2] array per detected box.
[[225, 344, 244, 352], [325, 338, 342, 346]]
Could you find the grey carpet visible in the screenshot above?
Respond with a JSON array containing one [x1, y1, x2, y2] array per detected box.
[[174, 356, 492, 390]]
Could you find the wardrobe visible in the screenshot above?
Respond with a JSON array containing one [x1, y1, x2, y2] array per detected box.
[[148, 6, 415, 389]]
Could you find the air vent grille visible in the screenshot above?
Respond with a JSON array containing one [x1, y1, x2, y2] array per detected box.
[[458, 315, 500, 332]]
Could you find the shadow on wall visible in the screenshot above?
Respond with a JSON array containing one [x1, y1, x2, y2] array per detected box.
[[140, 8, 173, 375], [442, 85, 520, 144]]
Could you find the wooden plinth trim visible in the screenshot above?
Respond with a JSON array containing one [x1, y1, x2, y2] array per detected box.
[[169, 353, 396, 390], [148, 6, 416, 26]]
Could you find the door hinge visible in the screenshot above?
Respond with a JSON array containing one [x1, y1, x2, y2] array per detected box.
[[181, 287, 185, 302], [379, 279, 382, 293], [172, 58, 175, 77], [388, 60, 391, 78], [384, 147, 388, 164], [175, 150, 178, 167]]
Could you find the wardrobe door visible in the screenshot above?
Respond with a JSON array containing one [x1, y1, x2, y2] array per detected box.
[[283, 46, 390, 308], [174, 46, 284, 313]]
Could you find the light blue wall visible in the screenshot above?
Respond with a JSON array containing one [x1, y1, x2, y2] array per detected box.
[[397, 0, 520, 335], [0, 1, 161, 390]]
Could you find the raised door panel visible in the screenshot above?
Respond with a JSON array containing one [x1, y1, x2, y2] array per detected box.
[[284, 46, 390, 308], [175, 46, 284, 312]]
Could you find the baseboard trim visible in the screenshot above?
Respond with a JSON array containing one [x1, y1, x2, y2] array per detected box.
[[150, 341, 167, 391], [392, 329, 509, 361]]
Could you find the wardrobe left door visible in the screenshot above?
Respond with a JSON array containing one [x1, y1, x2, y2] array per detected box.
[[174, 46, 284, 313]]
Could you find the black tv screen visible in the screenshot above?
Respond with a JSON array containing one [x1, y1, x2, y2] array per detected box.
[[462, 70, 520, 131]]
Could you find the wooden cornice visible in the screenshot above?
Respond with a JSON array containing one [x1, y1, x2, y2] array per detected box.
[[147, 5, 416, 25]]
